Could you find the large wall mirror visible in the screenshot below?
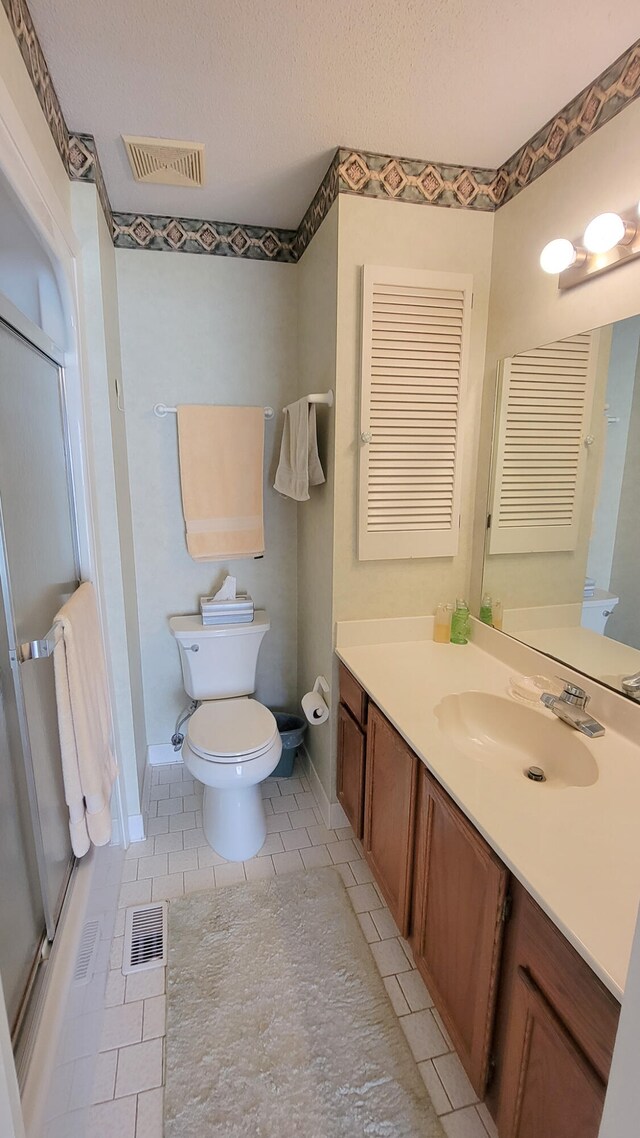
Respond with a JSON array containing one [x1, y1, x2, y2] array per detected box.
[[482, 315, 640, 699]]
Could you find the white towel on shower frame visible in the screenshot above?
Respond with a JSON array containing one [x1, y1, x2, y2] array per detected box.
[[53, 582, 117, 856]]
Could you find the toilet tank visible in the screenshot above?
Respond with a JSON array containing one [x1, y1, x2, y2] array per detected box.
[[581, 591, 619, 635], [169, 611, 270, 700]]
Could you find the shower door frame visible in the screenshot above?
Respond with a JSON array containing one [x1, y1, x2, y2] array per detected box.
[[0, 312, 81, 1042], [0, 57, 116, 1138]]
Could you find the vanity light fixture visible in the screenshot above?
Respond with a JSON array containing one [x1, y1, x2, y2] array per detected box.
[[539, 238, 581, 274], [583, 212, 631, 253], [540, 203, 640, 289]]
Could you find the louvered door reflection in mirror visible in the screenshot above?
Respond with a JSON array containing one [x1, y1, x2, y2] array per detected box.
[[488, 332, 599, 555], [483, 315, 640, 699]]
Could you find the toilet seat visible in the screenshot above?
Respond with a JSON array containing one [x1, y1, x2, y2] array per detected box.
[[187, 698, 278, 763]]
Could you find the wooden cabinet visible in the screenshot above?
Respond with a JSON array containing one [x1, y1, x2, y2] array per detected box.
[[489, 881, 620, 1138], [337, 663, 368, 839], [495, 968, 606, 1138], [411, 764, 509, 1097], [363, 705, 418, 935], [338, 661, 368, 727], [336, 703, 366, 839], [335, 664, 621, 1133]]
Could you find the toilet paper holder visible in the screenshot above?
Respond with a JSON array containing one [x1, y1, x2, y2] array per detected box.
[[312, 675, 330, 700], [301, 675, 331, 726]]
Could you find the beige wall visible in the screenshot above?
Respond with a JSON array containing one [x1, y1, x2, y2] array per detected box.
[[116, 250, 299, 746], [72, 182, 147, 818], [94, 192, 148, 789], [296, 204, 338, 801], [473, 96, 640, 606], [333, 193, 494, 621]]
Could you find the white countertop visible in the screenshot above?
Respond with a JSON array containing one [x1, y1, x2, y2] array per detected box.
[[335, 617, 640, 1001], [515, 625, 640, 693]]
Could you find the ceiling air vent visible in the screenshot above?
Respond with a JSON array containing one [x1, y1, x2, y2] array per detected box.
[[123, 903, 167, 974], [123, 136, 205, 187]]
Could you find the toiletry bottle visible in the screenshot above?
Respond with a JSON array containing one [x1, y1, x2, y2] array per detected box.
[[450, 599, 470, 645], [434, 602, 453, 643], [492, 599, 503, 630], [479, 594, 493, 625]]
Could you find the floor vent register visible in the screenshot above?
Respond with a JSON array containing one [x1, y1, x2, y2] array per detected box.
[[123, 902, 168, 974]]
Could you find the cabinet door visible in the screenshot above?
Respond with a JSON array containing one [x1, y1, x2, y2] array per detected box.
[[337, 702, 366, 839], [499, 968, 605, 1138], [363, 705, 418, 934], [412, 766, 508, 1096], [489, 881, 620, 1132], [338, 662, 368, 727]]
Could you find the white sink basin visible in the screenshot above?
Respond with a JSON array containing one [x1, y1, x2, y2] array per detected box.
[[435, 691, 598, 789]]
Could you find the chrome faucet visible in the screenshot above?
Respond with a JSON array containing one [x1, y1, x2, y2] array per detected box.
[[540, 681, 605, 738], [621, 671, 640, 701]]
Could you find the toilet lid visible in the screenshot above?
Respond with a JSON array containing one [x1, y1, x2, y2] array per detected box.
[[187, 699, 278, 763]]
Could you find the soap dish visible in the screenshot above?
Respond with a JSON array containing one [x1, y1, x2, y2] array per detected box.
[[508, 674, 559, 704]]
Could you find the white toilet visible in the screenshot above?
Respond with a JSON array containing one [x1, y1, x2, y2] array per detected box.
[[581, 589, 619, 635], [169, 611, 282, 861]]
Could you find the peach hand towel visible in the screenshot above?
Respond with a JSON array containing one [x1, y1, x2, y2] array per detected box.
[[52, 582, 117, 857], [177, 405, 265, 561]]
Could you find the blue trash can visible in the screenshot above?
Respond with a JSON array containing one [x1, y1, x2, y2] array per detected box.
[[271, 712, 307, 778]]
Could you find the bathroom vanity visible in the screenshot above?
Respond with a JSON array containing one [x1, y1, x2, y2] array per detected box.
[[334, 620, 638, 1137]]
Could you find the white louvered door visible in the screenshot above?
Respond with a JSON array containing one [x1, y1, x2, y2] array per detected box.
[[488, 331, 600, 555], [358, 266, 473, 561]]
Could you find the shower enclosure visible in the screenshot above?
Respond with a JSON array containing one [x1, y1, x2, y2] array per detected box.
[[0, 314, 78, 1055]]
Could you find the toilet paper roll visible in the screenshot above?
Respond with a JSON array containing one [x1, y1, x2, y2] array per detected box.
[[302, 690, 330, 726]]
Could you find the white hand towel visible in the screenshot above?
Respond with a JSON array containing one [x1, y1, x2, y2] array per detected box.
[[52, 582, 117, 856], [274, 398, 325, 501]]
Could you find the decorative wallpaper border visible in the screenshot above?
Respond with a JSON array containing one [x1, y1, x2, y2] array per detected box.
[[112, 212, 297, 262], [292, 151, 341, 260], [336, 147, 501, 211], [497, 39, 640, 207], [3, 0, 640, 261], [1, 0, 68, 165], [67, 132, 113, 233]]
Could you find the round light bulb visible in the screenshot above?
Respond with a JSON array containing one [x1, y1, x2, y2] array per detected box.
[[583, 212, 625, 254], [539, 238, 577, 274]]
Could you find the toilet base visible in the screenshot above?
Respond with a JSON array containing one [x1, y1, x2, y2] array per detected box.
[[202, 783, 266, 862]]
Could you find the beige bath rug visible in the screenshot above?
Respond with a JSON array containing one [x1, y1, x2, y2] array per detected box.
[[165, 867, 444, 1137]]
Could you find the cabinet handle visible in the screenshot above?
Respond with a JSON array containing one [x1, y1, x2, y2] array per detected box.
[[361, 430, 373, 444]]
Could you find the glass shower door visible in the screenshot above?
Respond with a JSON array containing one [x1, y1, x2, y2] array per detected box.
[[0, 317, 78, 1035]]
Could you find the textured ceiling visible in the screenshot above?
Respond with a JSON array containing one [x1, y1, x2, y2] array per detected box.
[[27, 0, 640, 229]]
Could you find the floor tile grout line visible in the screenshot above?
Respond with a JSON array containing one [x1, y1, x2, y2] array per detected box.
[[102, 760, 496, 1135]]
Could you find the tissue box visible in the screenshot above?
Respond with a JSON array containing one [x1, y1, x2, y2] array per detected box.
[[202, 611, 254, 626], [200, 592, 254, 625], [200, 594, 253, 613]]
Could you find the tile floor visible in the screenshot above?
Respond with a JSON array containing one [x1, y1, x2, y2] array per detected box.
[[88, 761, 499, 1138]]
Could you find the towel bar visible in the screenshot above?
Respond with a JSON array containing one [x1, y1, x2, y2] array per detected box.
[[17, 623, 59, 663], [154, 403, 275, 420], [306, 390, 334, 407]]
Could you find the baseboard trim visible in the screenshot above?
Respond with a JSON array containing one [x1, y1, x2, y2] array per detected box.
[[127, 814, 146, 842], [329, 799, 349, 830], [147, 743, 182, 766], [299, 745, 348, 831]]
